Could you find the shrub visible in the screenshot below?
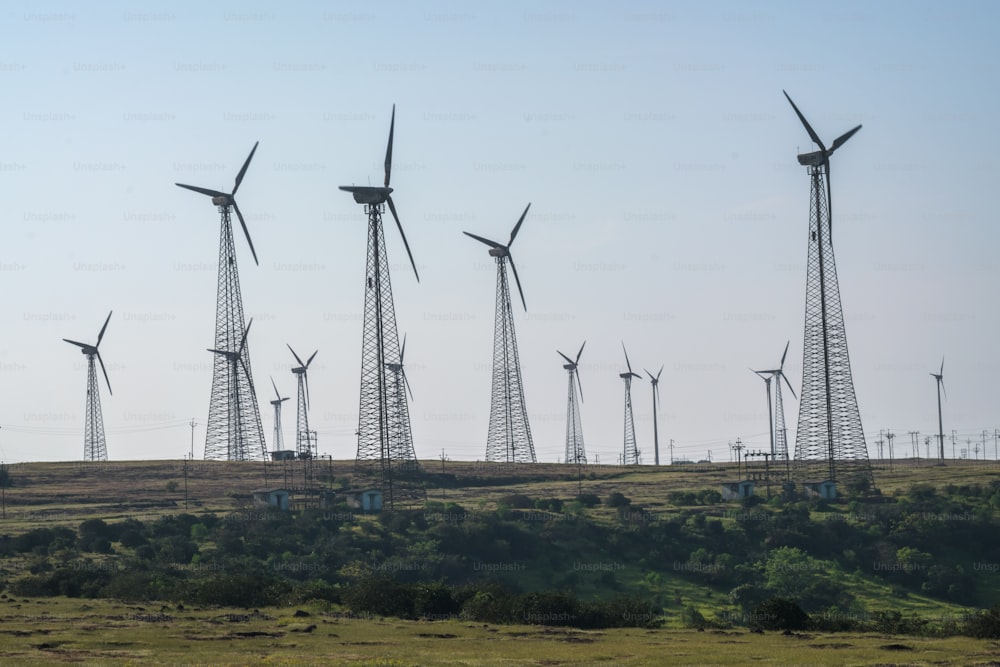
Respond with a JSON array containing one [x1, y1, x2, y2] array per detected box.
[[575, 493, 600, 507], [605, 492, 631, 508], [749, 597, 809, 631]]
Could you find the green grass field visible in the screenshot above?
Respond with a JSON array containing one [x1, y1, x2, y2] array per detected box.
[[3, 458, 1000, 664], [0, 595, 997, 666]]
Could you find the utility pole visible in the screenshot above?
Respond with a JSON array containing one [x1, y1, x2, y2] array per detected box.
[[995, 429, 999, 461], [183, 455, 189, 510], [877, 429, 884, 462], [189, 418, 197, 460], [886, 430, 896, 467], [924, 437, 931, 460], [983, 430, 989, 463], [908, 431, 918, 461], [732, 439, 745, 479], [669, 439, 675, 465], [440, 449, 447, 499], [951, 430, 957, 459]]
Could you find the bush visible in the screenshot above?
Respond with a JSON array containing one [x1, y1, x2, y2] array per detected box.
[[575, 493, 600, 507], [680, 605, 708, 629], [962, 604, 1000, 639], [605, 492, 631, 508], [498, 494, 533, 509], [749, 597, 809, 631]]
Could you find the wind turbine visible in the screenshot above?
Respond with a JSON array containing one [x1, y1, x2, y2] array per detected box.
[[385, 334, 417, 465], [64, 311, 113, 461], [464, 203, 536, 463], [287, 345, 318, 459], [339, 105, 420, 507], [644, 366, 663, 465], [784, 90, 872, 487], [931, 358, 946, 459], [206, 319, 264, 461], [269, 377, 290, 453], [558, 341, 587, 466], [620, 342, 641, 465], [752, 341, 797, 461], [176, 142, 266, 461]]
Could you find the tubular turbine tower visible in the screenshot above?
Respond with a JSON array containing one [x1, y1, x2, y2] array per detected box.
[[558, 342, 587, 465], [784, 91, 873, 488], [269, 377, 290, 453], [176, 143, 266, 461], [339, 105, 421, 506], [464, 204, 536, 463], [63, 311, 113, 462]]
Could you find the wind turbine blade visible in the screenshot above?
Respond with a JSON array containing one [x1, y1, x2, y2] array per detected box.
[[462, 231, 502, 249], [402, 369, 414, 402], [781, 371, 797, 400], [780, 341, 790, 369], [656, 364, 664, 381], [829, 125, 861, 154], [233, 141, 259, 195], [576, 370, 585, 404], [96, 352, 112, 395], [825, 168, 834, 241], [507, 254, 527, 311], [782, 90, 826, 152], [271, 376, 280, 401], [576, 340, 586, 364], [306, 349, 318, 367], [305, 373, 311, 410], [940, 357, 944, 377], [384, 104, 395, 187], [622, 342, 634, 375], [176, 183, 227, 199], [940, 378, 947, 401], [508, 202, 531, 246], [239, 319, 253, 354], [655, 383, 661, 411], [240, 358, 257, 396], [557, 350, 575, 365], [287, 344, 305, 368], [63, 338, 88, 349], [96, 310, 113, 347], [207, 348, 226, 356], [386, 195, 419, 282], [232, 201, 260, 266], [400, 334, 407, 363], [645, 368, 655, 382]]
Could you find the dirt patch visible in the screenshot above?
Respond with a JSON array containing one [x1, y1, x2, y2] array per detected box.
[[879, 643, 914, 651], [417, 633, 458, 638], [808, 642, 853, 649]]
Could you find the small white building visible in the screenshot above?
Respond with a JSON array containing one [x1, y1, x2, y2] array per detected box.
[[345, 488, 383, 512], [252, 488, 290, 511], [803, 480, 837, 499], [270, 450, 297, 462], [720, 480, 755, 501]]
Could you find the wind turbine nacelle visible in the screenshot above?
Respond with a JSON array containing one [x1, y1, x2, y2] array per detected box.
[[339, 185, 391, 205], [796, 151, 826, 167], [488, 247, 509, 258], [563, 363, 575, 371], [211, 195, 231, 206]]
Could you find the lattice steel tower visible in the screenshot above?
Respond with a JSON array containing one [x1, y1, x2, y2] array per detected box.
[[559, 342, 587, 465], [464, 204, 536, 463], [619, 343, 640, 465], [339, 106, 421, 506], [177, 142, 266, 461], [784, 91, 873, 487], [64, 311, 113, 462], [752, 341, 797, 462], [386, 335, 417, 464], [288, 346, 317, 459]]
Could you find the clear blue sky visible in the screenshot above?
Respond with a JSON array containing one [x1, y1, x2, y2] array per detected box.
[[1, 0, 998, 464]]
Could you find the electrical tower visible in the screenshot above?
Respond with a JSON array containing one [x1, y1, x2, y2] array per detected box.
[[559, 342, 587, 465], [339, 106, 422, 507], [465, 204, 536, 463], [620, 343, 641, 465], [64, 311, 113, 462], [288, 346, 318, 459], [177, 143, 266, 461], [783, 91, 873, 489]]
